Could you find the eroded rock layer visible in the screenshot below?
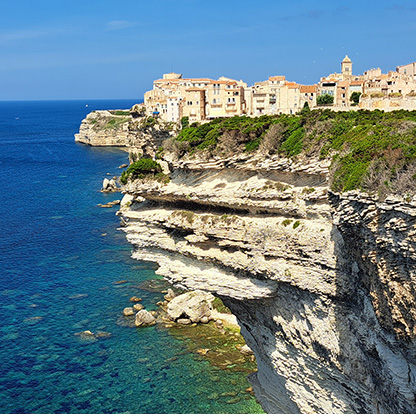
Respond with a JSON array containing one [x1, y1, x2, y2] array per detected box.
[[118, 153, 416, 414], [75, 110, 172, 157]]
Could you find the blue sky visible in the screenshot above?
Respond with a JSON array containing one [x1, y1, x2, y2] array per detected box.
[[0, 0, 415, 100]]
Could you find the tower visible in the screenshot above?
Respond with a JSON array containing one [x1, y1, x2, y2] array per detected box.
[[341, 55, 352, 77]]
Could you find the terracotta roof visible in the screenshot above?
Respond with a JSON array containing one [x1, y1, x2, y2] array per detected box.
[[186, 78, 212, 82], [285, 82, 300, 89], [269, 76, 286, 81], [350, 80, 364, 86], [185, 88, 206, 92], [300, 85, 317, 93]]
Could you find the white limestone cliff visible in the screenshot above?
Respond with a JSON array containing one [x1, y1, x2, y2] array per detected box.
[[118, 152, 416, 414]]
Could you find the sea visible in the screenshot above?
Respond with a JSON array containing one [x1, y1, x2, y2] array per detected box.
[[0, 100, 264, 414]]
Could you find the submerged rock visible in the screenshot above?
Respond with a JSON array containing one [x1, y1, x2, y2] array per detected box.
[[123, 307, 134, 316], [135, 310, 156, 327], [133, 303, 144, 312]]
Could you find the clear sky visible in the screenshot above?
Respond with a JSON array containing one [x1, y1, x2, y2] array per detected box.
[[1, 0, 415, 100]]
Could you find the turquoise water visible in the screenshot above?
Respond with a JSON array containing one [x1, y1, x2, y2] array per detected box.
[[0, 100, 263, 414]]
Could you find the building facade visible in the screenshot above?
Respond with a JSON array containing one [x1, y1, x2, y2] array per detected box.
[[143, 57, 416, 122]]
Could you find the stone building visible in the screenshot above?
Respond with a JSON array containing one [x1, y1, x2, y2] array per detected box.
[[143, 56, 416, 121], [397, 61, 416, 80], [144, 73, 246, 122]]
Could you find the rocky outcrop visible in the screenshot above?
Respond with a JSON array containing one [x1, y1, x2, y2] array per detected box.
[[135, 309, 156, 327], [118, 149, 416, 414], [75, 110, 175, 158], [166, 290, 215, 323]]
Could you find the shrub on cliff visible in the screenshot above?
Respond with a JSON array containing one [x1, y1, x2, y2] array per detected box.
[[120, 158, 162, 184], [163, 109, 416, 197], [317, 94, 334, 106]]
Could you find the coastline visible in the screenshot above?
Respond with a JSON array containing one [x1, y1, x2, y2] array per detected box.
[[0, 100, 264, 414], [77, 106, 416, 414]]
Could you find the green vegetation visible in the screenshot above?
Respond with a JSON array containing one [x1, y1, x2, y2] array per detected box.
[[281, 219, 293, 227], [172, 210, 195, 225], [317, 94, 334, 106], [162, 109, 416, 197], [141, 116, 157, 129], [120, 158, 163, 184], [293, 221, 301, 229], [105, 116, 130, 129], [350, 92, 361, 106], [212, 297, 232, 314], [263, 180, 289, 192], [180, 116, 189, 129], [175, 114, 305, 156], [301, 187, 315, 195], [300, 102, 310, 114], [109, 110, 131, 116]]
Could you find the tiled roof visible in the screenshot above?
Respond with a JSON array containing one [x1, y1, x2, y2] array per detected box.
[[269, 76, 286, 81], [300, 85, 317, 93]]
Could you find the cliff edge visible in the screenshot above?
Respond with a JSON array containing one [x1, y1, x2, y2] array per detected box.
[[77, 109, 416, 413]]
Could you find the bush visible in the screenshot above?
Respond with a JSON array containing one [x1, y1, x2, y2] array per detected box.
[[350, 92, 361, 105], [317, 94, 334, 106], [120, 158, 162, 184], [160, 110, 416, 197], [180, 116, 189, 129], [141, 116, 156, 129]]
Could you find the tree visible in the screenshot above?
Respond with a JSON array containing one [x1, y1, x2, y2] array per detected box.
[[180, 116, 189, 129], [317, 94, 334, 106], [300, 102, 310, 114], [350, 92, 362, 106]]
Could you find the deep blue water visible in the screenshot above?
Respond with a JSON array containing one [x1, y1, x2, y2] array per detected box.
[[0, 100, 262, 414]]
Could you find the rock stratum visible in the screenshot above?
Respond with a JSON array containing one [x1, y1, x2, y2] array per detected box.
[[76, 113, 416, 414], [75, 110, 175, 158]]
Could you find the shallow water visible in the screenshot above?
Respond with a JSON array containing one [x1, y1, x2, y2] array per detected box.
[[0, 100, 264, 414]]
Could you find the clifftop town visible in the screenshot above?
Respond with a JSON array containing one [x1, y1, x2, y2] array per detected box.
[[143, 56, 416, 123]]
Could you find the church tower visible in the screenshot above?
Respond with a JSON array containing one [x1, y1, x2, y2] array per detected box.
[[341, 55, 352, 78]]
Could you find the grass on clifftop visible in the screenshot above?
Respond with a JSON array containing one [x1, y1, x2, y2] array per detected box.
[[164, 110, 416, 197]]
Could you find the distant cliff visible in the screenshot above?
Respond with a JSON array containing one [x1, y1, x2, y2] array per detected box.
[[75, 110, 176, 158], [78, 110, 416, 413]]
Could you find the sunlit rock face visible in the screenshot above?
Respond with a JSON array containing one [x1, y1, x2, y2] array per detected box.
[[75, 110, 172, 157], [119, 152, 416, 414]]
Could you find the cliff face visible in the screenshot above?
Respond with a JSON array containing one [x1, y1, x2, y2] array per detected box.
[[75, 111, 173, 157], [119, 152, 416, 414]]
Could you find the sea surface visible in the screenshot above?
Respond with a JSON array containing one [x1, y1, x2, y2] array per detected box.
[[0, 100, 264, 414]]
